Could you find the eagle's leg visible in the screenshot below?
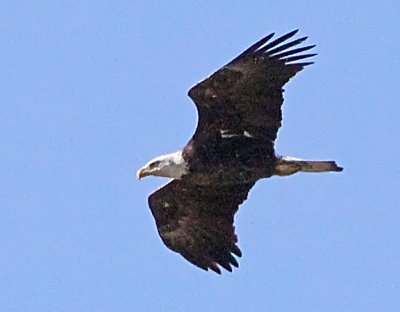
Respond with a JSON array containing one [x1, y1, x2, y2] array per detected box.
[[274, 156, 343, 176]]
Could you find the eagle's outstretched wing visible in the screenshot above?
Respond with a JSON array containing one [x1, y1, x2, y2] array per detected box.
[[148, 180, 255, 274], [188, 30, 316, 142]]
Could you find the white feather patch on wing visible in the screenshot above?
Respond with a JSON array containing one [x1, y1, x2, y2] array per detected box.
[[243, 131, 253, 138], [220, 129, 254, 138], [220, 129, 238, 138]]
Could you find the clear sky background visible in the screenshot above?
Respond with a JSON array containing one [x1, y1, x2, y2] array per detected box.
[[1, 1, 399, 311]]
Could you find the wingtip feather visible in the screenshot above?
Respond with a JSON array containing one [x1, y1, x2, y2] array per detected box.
[[231, 245, 242, 257], [230, 32, 275, 63], [229, 255, 239, 268], [265, 36, 308, 56], [209, 263, 222, 274], [297, 62, 314, 66], [220, 262, 233, 272], [283, 53, 317, 63], [271, 45, 316, 60]]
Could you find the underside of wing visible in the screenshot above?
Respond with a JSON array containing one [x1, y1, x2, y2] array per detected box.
[[188, 30, 316, 142], [148, 180, 255, 274]]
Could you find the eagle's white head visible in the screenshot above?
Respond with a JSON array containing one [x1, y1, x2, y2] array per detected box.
[[136, 150, 188, 180]]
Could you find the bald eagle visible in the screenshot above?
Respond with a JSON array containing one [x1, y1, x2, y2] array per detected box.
[[137, 30, 343, 274]]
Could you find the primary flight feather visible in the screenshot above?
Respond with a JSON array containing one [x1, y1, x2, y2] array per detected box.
[[137, 30, 343, 274]]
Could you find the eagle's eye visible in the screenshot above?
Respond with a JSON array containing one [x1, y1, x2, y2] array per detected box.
[[149, 160, 161, 169]]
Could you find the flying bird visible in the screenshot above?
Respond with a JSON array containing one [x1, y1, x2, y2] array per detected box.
[[137, 30, 343, 274]]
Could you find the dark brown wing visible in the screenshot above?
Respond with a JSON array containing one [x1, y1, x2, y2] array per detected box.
[[188, 30, 316, 142], [148, 179, 255, 274]]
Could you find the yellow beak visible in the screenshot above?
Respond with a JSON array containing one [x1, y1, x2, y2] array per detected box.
[[136, 167, 153, 180], [136, 168, 145, 180]]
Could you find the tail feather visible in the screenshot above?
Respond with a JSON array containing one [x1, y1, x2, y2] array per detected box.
[[275, 156, 343, 176], [295, 160, 343, 173]]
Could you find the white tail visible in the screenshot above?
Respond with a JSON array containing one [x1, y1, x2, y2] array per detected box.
[[275, 156, 343, 176]]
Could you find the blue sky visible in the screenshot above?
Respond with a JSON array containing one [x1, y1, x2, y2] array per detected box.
[[1, 1, 399, 311]]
